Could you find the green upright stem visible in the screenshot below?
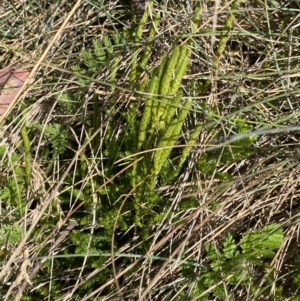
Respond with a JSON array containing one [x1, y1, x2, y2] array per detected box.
[[202, 0, 242, 91], [20, 125, 32, 189]]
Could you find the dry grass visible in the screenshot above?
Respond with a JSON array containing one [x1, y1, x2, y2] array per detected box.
[[0, 0, 300, 300]]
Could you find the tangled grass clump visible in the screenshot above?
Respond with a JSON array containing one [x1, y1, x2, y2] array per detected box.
[[1, 0, 300, 300]]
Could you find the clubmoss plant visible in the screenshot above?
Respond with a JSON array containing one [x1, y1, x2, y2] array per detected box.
[[20, 125, 32, 189], [2, 0, 300, 300], [65, 2, 202, 233], [131, 43, 193, 228], [129, 1, 153, 86], [201, 0, 243, 92]]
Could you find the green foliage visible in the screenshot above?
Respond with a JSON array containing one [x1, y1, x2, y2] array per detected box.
[[0, 145, 26, 214], [0, 223, 22, 245], [65, 8, 197, 233], [3, 1, 299, 300], [241, 224, 284, 262], [289, 254, 300, 299], [130, 1, 153, 84], [140, 11, 161, 70], [64, 0, 256, 241], [27, 122, 71, 176], [187, 224, 284, 300], [197, 117, 257, 181], [70, 32, 122, 98], [20, 125, 32, 188], [213, 0, 242, 66], [29, 122, 69, 155], [131, 42, 193, 228]]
